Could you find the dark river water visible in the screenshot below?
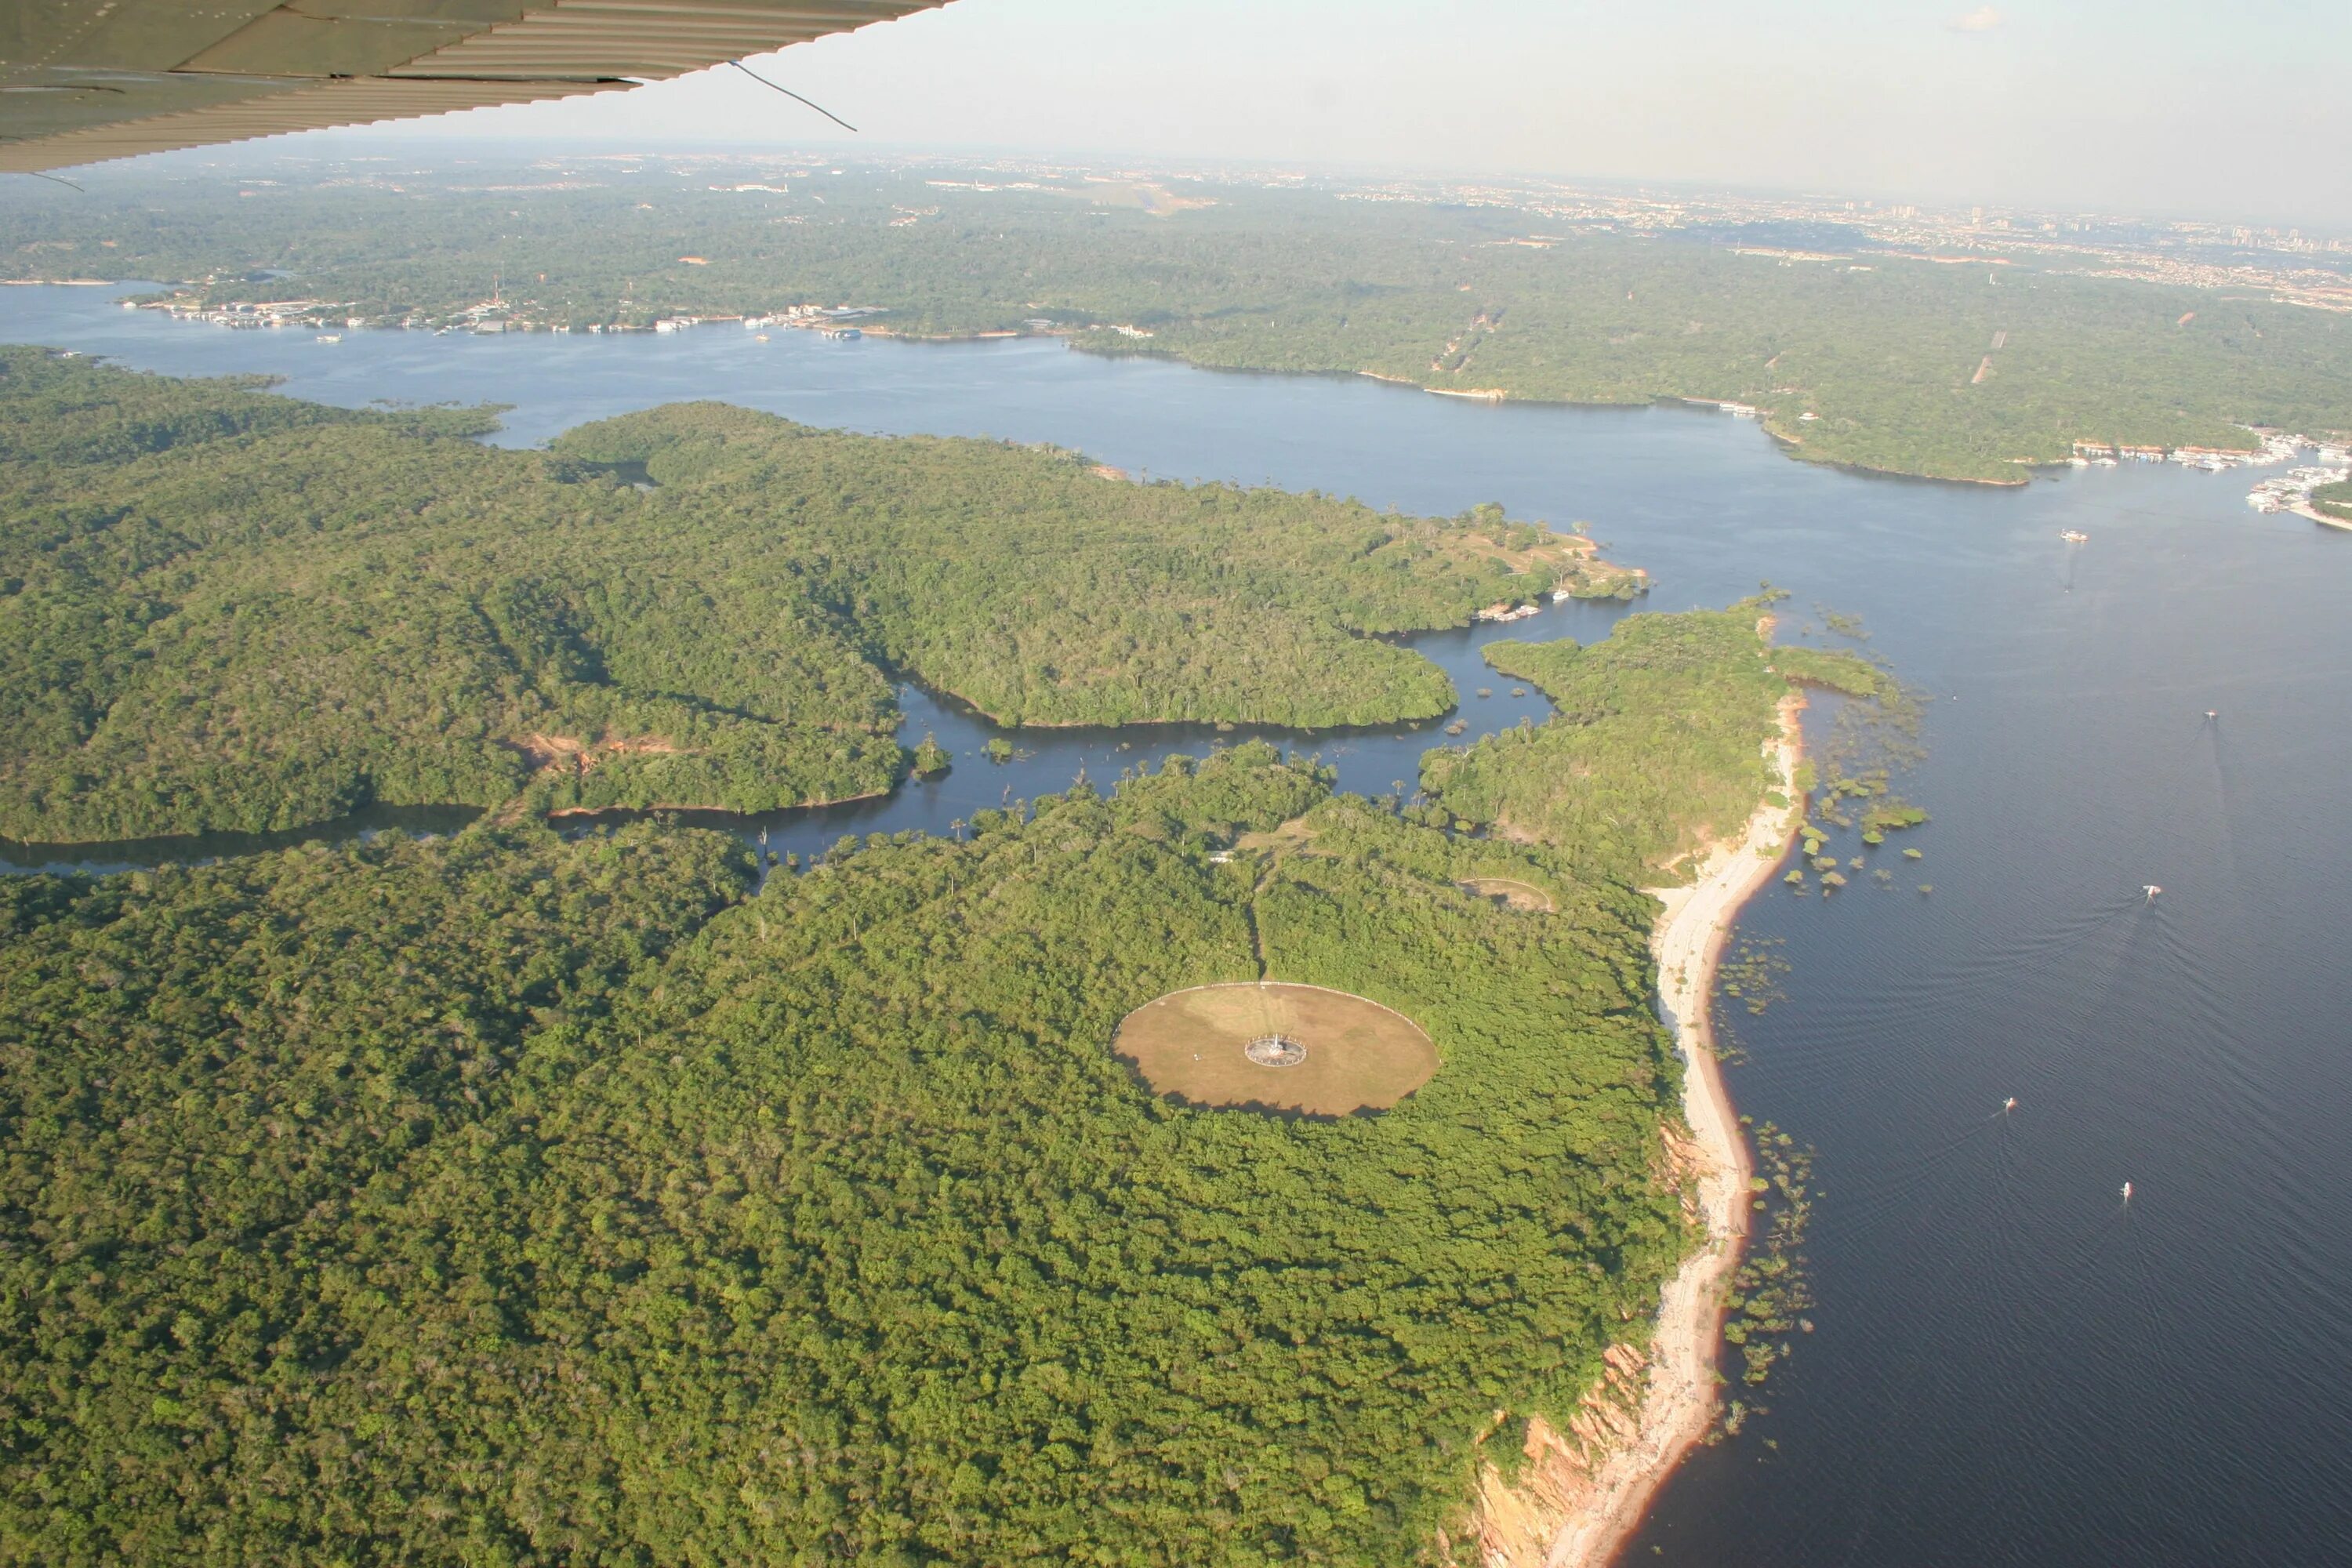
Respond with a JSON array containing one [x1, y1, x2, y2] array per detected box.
[[8, 287, 2351, 1566]]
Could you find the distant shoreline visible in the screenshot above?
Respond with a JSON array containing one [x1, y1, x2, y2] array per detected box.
[[9, 281, 2191, 491]]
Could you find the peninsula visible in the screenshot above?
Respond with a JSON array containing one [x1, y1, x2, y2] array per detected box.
[[1465, 694, 1806, 1566], [0, 350, 1635, 844], [0, 355, 1896, 1564]]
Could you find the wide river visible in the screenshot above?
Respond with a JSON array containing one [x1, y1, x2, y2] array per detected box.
[[9, 288, 2352, 1566]]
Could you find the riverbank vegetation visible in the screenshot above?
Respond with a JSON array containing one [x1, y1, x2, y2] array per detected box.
[[0, 744, 1695, 1563], [1767, 644, 1882, 697], [1419, 604, 1794, 880], [550, 405, 1630, 728], [0, 350, 1617, 841], [12, 162, 2348, 483], [1420, 606, 1933, 902]]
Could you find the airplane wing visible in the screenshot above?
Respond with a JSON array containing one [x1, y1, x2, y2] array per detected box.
[[0, 1, 946, 174]]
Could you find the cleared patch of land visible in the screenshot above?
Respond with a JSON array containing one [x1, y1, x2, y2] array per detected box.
[[1459, 876, 1556, 912], [1234, 815, 1319, 855], [1114, 982, 1438, 1115]]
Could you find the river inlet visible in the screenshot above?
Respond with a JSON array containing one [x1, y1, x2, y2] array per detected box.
[[5, 286, 2350, 1566]]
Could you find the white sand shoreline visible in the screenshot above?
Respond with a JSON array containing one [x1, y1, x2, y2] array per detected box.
[[1468, 692, 1805, 1568]]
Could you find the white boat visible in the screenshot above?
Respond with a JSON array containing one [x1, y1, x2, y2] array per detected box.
[[2060, 529, 2089, 543], [315, 333, 340, 343]]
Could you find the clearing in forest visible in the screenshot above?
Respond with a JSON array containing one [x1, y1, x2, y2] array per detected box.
[[1457, 876, 1556, 912], [1114, 982, 1439, 1115]]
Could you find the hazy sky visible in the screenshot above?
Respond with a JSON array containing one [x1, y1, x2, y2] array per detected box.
[[373, 0, 2347, 228]]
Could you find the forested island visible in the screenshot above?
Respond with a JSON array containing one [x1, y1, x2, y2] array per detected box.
[[0, 350, 1634, 844], [6, 159, 2348, 483]]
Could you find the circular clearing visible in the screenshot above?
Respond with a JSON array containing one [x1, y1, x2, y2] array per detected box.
[[1114, 982, 1438, 1115], [1458, 877, 1556, 913]]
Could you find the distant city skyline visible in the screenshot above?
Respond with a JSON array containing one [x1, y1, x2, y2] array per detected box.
[[340, 0, 2350, 231]]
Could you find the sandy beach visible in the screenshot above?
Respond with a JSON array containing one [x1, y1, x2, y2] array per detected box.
[[1468, 692, 1805, 1568]]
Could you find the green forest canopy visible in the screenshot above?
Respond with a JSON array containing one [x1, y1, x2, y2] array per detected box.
[[1764, 644, 1882, 699], [0, 422, 1831, 1559], [6, 162, 2347, 482], [0, 349, 1624, 843], [1421, 604, 1793, 880], [1, 746, 1701, 1565], [0, 250, 1866, 1555]]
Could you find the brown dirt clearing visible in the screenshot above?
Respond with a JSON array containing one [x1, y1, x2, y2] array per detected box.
[[1113, 982, 1438, 1116], [508, 732, 684, 776], [1233, 815, 1319, 855]]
